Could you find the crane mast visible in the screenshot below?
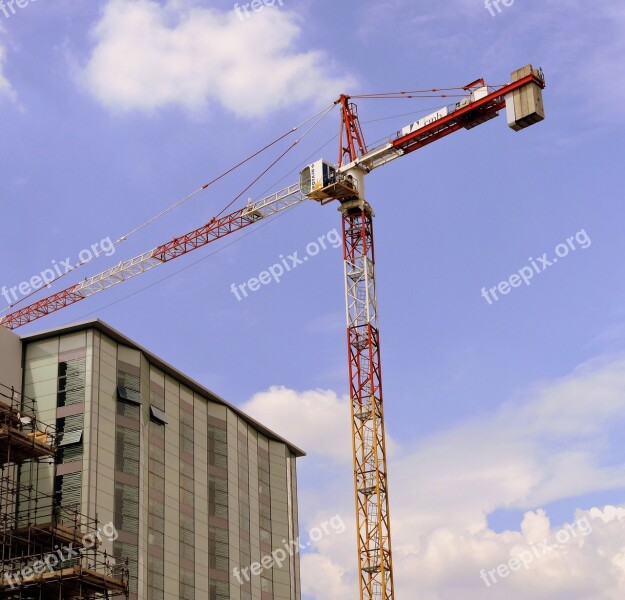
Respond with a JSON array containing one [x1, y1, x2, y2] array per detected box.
[[1, 64, 546, 600], [339, 104, 395, 600], [341, 197, 394, 600], [299, 64, 545, 600]]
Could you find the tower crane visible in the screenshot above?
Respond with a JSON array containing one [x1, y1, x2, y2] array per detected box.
[[0, 64, 546, 600]]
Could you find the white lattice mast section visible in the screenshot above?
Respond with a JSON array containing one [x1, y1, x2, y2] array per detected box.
[[341, 192, 394, 600]]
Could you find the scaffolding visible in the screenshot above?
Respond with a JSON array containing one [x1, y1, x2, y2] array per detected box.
[[0, 383, 128, 599]]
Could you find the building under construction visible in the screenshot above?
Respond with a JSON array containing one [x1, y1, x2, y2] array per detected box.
[[0, 320, 303, 599]]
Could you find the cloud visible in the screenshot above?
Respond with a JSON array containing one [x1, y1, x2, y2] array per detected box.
[[358, 0, 625, 126], [391, 505, 625, 599], [245, 356, 625, 598], [80, 0, 355, 117], [298, 505, 625, 599], [0, 43, 14, 100], [241, 386, 352, 463]]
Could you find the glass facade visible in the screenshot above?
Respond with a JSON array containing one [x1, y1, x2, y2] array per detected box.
[[54, 353, 86, 511], [19, 324, 302, 600]]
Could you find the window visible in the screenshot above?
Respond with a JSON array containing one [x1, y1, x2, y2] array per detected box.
[[209, 582, 229, 600], [56, 414, 84, 463], [117, 371, 142, 405], [115, 368, 141, 597], [180, 513, 195, 561], [148, 496, 165, 548], [57, 357, 86, 407], [116, 399, 140, 420], [180, 410, 194, 455], [149, 367, 166, 411], [180, 462, 194, 493], [238, 433, 251, 578], [60, 444, 83, 463], [180, 406, 195, 570], [117, 385, 142, 405], [259, 450, 272, 539], [58, 430, 83, 446], [208, 425, 227, 469], [114, 483, 139, 534], [147, 556, 164, 600], [180, 568, 195, 600], [208, 475, 228, 519], [148, 417, 166, 599], [260, 501, 272, 535], [118, 371, 140, 390], [117, 370, 142, 421], [260, 528, 271, 544], [116, 425, 140, 476], [54, 471, 81, 512], [114, 541, 138, 595], [148, 441, 165, 487], [149, 405, 167, 424], [208, 527, 229, 572]]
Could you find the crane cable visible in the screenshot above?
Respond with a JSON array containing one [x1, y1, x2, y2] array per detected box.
[[60, 110, 343, 325], [118, 101, 337, 236], [44, 102, 465, 324], [0, 103, 336, 316], [62, 205, 296, 329], [214, 102, 336, 218], [350, 84, 496, 99], [115, 131, 295, 242], [3, 96, 464, 319]]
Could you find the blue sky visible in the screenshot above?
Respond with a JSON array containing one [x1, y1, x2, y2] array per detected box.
[[1, 0, 625, 597]]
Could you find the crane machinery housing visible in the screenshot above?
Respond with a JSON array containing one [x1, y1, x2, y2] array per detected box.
[[0, 64, 546, 600]]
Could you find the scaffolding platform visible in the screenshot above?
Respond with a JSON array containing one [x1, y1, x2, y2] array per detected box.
[[0, 386, 129, 599], [0, 564, 127, 595], [0, 424, 56, 462], [7, 521, 96, 553]]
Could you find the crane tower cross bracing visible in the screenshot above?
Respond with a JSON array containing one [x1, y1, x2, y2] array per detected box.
[[0, 64, 546, 600]]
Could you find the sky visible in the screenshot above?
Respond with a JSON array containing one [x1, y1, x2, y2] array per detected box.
[[1, 0, 624, 597]]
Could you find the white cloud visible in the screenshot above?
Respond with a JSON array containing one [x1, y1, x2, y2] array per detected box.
[[80, 0, 355, 117], [298, 506, 625, 599], [241, 386, 352, 463], [0, 43, 14, 99], [245, 357, 625, 598], [359, 0, 625, 127], [300, 554, 354, 600], [385, 505, 625, 600]]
